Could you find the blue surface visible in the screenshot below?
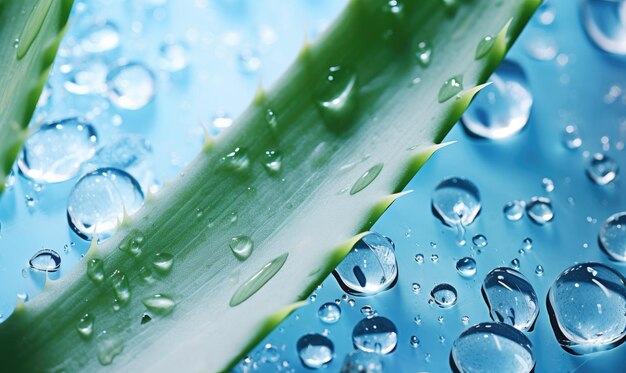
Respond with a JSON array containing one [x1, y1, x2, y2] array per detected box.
[[0, 0, 625, 372]]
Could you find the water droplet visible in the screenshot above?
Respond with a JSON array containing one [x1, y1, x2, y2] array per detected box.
[[350, 163, 384, 195], [535, 265, 544, 276], [475, 35, 495, 59], [412, 282, 421, 294], [81, 21, 120, 53], [265, 108, 278, 131], [159, 40, 188, 72], [77, 313, 94, 339], [511, 258, 520, 269], [472, 234, 487, 248], [352, 316, 398, 354], [142, 294, 176, 315], [87, 258, 105, 283], [599, 212, 626, 261], [96, 331, 124, 366], [456, 257, 477, 278], [525, 34, 558, 60], [229, 235, 254, 260], [503, 200, 525, 221], [318, 302, 341, 324], [230, 253, 288, 306], [340, 350, 382, 373], [483, 267, 539, 331], [333, 232, 397, 296], [547, 263, 626, 354], [315, 66, 358, 132], [462, 60, 532, 139], [431, 283, 458, 308], [110, 270, 130, 305], [582, 0, 626, 55], [118, 230, 145, 257], [432, 177, 481, 245], [238, 47, 261, 73], [438, 75, 463, 103], [220, 147, 250, 173], [262, 150, 282, 175], [67, 168, 144, 240], [211, 112, 233, 129], [542, 177, 555, 192], [522, 237, 533, 251], [107, 62, 156, 110], [64, 61, 108, 95], [415, 41, 432, 67], [586, 153, 618, 185], [18, 118, 98, 183], [297, 334, 334, 369], [526, 197, 554, 225], [29, 249, 61, 272], [414, 253, 424, 264], [152, 252, 174, 274], [452, 322, 535, 373], [561, 124, 583, 149]]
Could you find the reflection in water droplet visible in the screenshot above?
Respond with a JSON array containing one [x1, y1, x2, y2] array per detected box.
[[159, 40, 188, 72], [96, 331, 124, 366], [333, 232, 397, 296], [503, 200, 525, 221], [438, 75, 463, 103], [415, 41, 432, 67], [599, 212, 626, 261], [142, 294, 176, 315], [586, 153, 618, 185], [318, 302, 341, 324], [582, 0, 626, 55], [462, 60, 532, 140], [562, 124, 583, 149], [29, 249, 61, 272], [67, 168, 144, 240], [482, 267, 539, 331], [315, 66, 358, 132], [87, 258, 105, 283], [77, 313, 95, 339], [152, 253, 174, 274], [431, 283, 458, 308], [452, 322, 535, 373], [107, 62, 156, 110], [352, 316, 398, 354], [230, 253, 288, 306], [81, 21, 120, 53], [18, 118, 98, 183], [229, 235, 254, 260], [297, 334, 334, 369], [431, 177, 481, 245], [526, 197, 554, 225], [456, 257, 477, 278], [475, 35, 495, 59], [350, 163, 383, 195], [547, 263, 626, 354], [341, 350, 382, 372]]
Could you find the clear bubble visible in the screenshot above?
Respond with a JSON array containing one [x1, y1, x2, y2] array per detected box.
[[352, 316, 398, 354], [107, 62, 156, 110], [586, 153, 618, 185], [599, 212, 626, 261], [18, 118, 98, 183], [472, 234, 487, 248], [438, 75, 463, 103], [315, 66, 358, 132], [296, 333, 334, 369], [503, 200, 525, 221], [431, 283, 458, 308]]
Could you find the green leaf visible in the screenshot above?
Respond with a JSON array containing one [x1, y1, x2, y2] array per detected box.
[[0, 0, 540, 371], [0, 0, 73, 192]]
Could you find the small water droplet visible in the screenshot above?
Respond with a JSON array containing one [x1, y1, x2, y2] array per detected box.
[[599, 212, 626, 261], [297, 334, 334, 369], [107, 62, 156, 110], [29, 249, 61, 272], [110, 270, 130, 305], [483, 267, 539, 331], [415, 40, 432, 66], [262, 150, 282, 176], [77, 313, 95, 339], [229, 235, 254, 260], [81, 21, 120, 53], [230, 253, 288, 306], [456, 257, 477, 278], [350, 163, 384, 195], [586, 153, 619, 185], [503, 200, 525, 221], [535, 265, 544, 276], [522, 237, 533, 251], [438, 75, 463, 103], [87, 258, 105, 283], [415, 253, 424, 264], [461, 315, 470, 325], [561, 124, 583, 149], [352, 316, 398, 354], [96, 331, 124, 366], [159, 40, 188, 72], [475, 35, 495, 59], [431, 254, 439, 263], [238, 47, 261, 73], [142, 294, 176, 315], [526, 197, 554, 225], [64, 61, 108, 95], [431, 284, 458, 308], [432, 177, 481, 245], [315, 66, 358, 132], [360, 305, 375, 317], [152, 252, 174, 274], [472, 234, 488, 248], [341, 350, 382, 373], [318, 302, 341, 324]]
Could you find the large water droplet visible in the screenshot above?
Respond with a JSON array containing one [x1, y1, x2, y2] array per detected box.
[[87, 258, 105, 283], [315, 66, 358, 132], [503, 200, 525, 221], [77, 313, 95, 339], [431, 283, 458, 308], [431, 177, 481, 244], [451, 322, 535, 373], [152, 252, 174, 274], [29, 249, 61, 272], [350, 163, 384, 195], [340, 350, 382, 373], [230, 253, 288, 306], [462, 61, 532, 139], [547, 263, 626, 354], [438, 75, 463, 103], [159, 40, 188, 72], [352, 316, 397, 354], [96, 331, 124, 366], [229, 235, 254, 260], [582, 0, 626, 55], [67, 168, 144, 240], [586, 153, 619, 185], [110, 269, 130, 305], [599, 212, 626, 261], [318, 302, 341, 324], [456, 257, 477, 278], [333, 232, 397, 296], [142, 294, 176, 316], [107, 62, 156, 110], [526, 197, 554, 225], [64, 61, 108, 95], [81, 21, 120, 53], [297, 334, 334, 369], [262, 150, 282, 176], [238, 47, 261, 73], [482, 267, 539, 331], [18, 118, 98, 183]]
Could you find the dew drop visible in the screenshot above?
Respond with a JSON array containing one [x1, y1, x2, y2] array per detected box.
[[526, 197, 554, 225], [452, 322, 535, 373], [456, 257, 477, 278], [482, 267, 539, 331], [431, 283, 458, 308], [582, 0, 626, 55], [314, 66, 358, 132], [152, 252, 174, 274], [159, 40, 188, 72], [229, 235, 254, 260], [110, 270, 130, 305], [81, 21, 120, 53], [29, 249, 61, 272], [503, 200, 525, 221], [142, 294, 176, 316], [230, 253, 288, 306], [438, 75, 463, 103], [18, 118, 98, 183], [352, 316, 398, 354], [410, 335, 420, 348], [262, 150, 282, 176], [475, 35, 495, 59], [599, 212, 626, 261], [64, 61, 108, 95], [350, 163, 384, 195], [96, 331, 124, 366], [415, 41, 432, 67], [87, 258, 105, 283], [296, 334, 334, 369], [511, 258, 520, 269], [77, 313, 95, 339], [318, 302, 341, 324], [238, 47, 261, 73], [333, 232, 397, 296], [586, 153, 619, 185], [547, 263, 626, 354], [107, 62, 156, 110], [220, 147, 250, 173]]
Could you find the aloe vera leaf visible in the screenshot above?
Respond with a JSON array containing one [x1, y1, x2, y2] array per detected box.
[[0, 0, 539, 371], [0, 0, 73, 193]]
